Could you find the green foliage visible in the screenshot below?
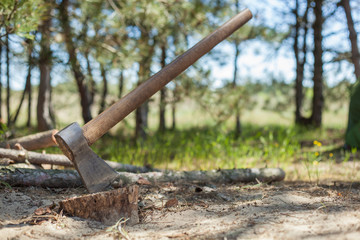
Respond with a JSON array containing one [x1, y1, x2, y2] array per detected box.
[[0, 122, 8, 141], [0, 0, 46, 39], [95, 124, 304, 171], [193, 82, 261, 124], [0, 180, 12, 189]]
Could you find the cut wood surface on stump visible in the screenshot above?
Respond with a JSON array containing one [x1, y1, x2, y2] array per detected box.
[[0, 167, 285, 188], [59, 186, 139, 225]]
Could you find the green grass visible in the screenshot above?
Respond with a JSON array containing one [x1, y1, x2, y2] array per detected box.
[[5, 81, 355, 182], [94, 124, 332, 171], [91, 123, 360, 183]]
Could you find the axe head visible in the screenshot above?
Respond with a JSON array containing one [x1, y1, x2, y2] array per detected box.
[[55, 123, 119, 193]]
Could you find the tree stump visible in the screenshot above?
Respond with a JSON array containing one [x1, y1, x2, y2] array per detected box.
[[59, 186, 139, 225]]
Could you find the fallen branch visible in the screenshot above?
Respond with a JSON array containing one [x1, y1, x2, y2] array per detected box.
[[0, 148, 73, 166], [0, 167, 83, 188], [0, 148, 158, 173], [0, 167, 285, 188], [0, 158, 14, 166], [0, 130, 58, 150]]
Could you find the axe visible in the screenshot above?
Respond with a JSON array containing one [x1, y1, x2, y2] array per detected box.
[[55, 9, 252, 193]]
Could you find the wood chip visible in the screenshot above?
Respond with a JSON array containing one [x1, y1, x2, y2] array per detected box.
[[137, 177, 152, 185], [165, 198, 178, 208]]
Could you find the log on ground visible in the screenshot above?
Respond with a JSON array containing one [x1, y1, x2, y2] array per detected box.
[[0, 129, 58, 150], [0, 148, 159, 173], [0, 167, 285, 188], [59, 186, 139, 225], [0, 167, 82, 188], [0, 148, 73, 167]]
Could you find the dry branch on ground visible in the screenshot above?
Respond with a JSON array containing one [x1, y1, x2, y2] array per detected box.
[[0, 167, 285, 189], [0, 148, 158, 173], [0, 130, 58, 150]]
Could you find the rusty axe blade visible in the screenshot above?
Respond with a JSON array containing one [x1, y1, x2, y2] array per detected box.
[[55, 123, 119, 193], [55, 9, 253, 193]]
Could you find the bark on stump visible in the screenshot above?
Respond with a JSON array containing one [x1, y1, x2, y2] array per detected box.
[[59, 186, 139, 225]]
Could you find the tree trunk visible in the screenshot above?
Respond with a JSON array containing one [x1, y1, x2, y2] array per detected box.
[[233, 0, 242, 139], [135, 102, 149, 140], [37, 9, 55, 131], [59, 0, 92, 123], [84, 51, 96, 105], [294, 0, 301, 123], [0, 43, 2, 120], [159, 44, 167, 133], [233, 39, 242, 139], [341, 0, 360, 148], [6, 34, 10, 126], [135, 30, 154, 140], [12, 41, 33, 125], [294, 0, 311, 125], [171, 85, 179, 130], [340, 0, 360, 80], [171, 101, 176, 130], [118, 71, 124, 99], [82, 18, 96, 107], [99, 63, 108, 114], [310, 0, 324, 127], [27, 70, 32, 127]]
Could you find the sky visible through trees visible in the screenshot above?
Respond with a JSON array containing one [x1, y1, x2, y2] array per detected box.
[[4, 0, 359, 91], [0, 0, 359, 136]]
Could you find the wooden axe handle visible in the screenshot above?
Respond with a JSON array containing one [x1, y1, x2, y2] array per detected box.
[[82, 9, 252, 145]]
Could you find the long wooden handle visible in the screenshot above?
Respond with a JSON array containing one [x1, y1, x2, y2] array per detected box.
[[83, 9, 252, 145]]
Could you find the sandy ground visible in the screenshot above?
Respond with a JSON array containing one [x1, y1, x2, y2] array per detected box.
[[1, 180, 360, 240]]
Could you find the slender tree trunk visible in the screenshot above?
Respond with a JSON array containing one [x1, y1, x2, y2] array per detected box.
[[159, 45, 167, 133], [135, 102, 149, 140], [12, 69, 31, 125], [294, 0, 310, 125], [171, 85, 179, 130], [310, 0, 324, 127], [135, 30, 154, 140], [294, 0, 302, 123], [118, 71, 124, 99], [341, 0, 360, 148], [340, 0, 360, 80], [37, 9, 55, 131], [6, 34, 10, 126], [27, 69, 32, 127], [232, 0, 242, 138], [171, 102, 176, 130], [59, 0, 92, 123], [0, 43, 2, 120], [99, 63, 108, 114], [233, 39, 242, 139], [84, 51, 96, 105], [12, 42, 33, 125]]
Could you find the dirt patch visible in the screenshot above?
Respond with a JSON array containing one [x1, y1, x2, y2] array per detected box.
[[1, 181, 360, 239]]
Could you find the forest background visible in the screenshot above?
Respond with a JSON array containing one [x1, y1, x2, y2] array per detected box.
[[0, 0, 359, 181]]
